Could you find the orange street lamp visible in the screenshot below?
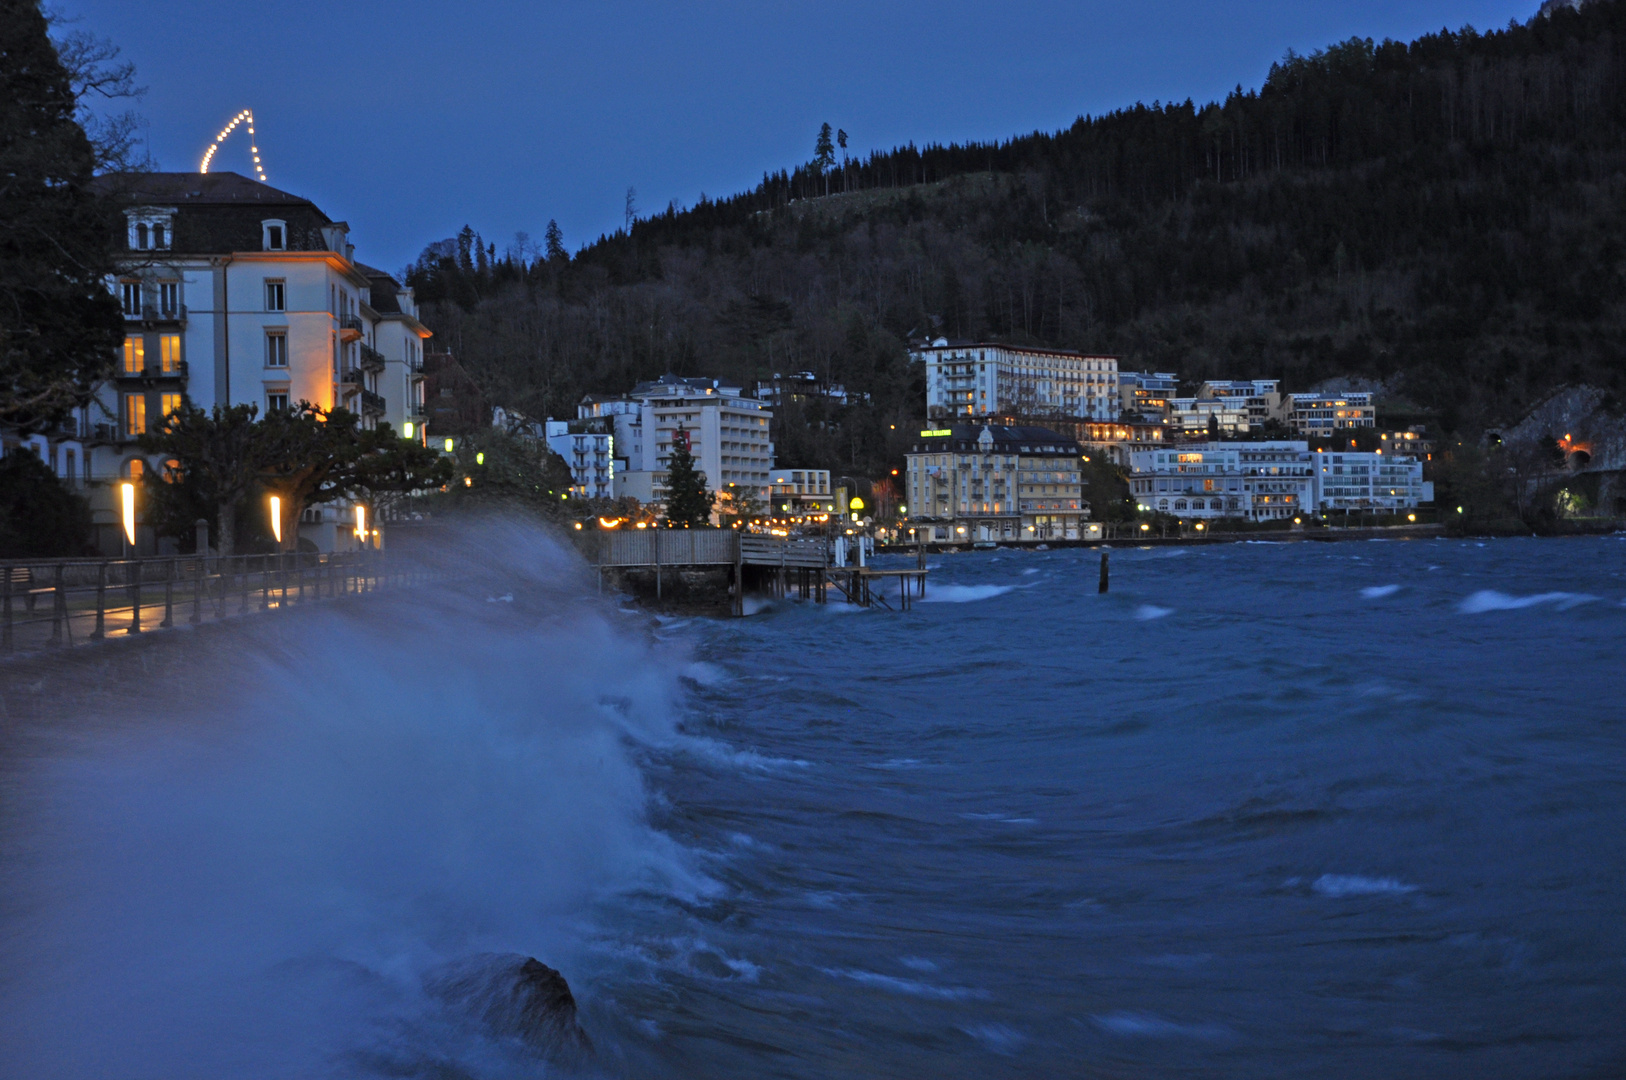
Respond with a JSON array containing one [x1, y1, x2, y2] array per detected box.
[[269, 495, 282, 544]]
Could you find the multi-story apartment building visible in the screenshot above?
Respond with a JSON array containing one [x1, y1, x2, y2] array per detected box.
[[1167, 397, 1253, 438], [1288, 392, 1376, 436], [543, 420, 615, 499], [1118, 371, 1179, 417], [1197, 379, 1283, 429], [12, 172, 429, 553], [1077, 418, 1170, 465], [753, 372, 861, 408], [1311, 451, 1430, 511], [906, 424, 1087, 543], [579, 375, 773, 509], [765, 469, 835, 517], [1379, 429, 1434, 460], [913, 340, 1120, 422], [1128, 442, 1315, 521]]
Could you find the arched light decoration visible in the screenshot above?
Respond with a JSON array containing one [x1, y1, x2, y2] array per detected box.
[[200, 110, 268, 182]]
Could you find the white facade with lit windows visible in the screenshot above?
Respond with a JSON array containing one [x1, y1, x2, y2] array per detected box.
[[579, 375, 774, 510], [906, 424, 1087, 543], [2, 171, 428, 554], [1128, 442, 1315, 521], [1310, 451, 1429, 511], [1288, 392, 1376, 436], [914, 340, 1120, 422], [544, 420, 615, 499]]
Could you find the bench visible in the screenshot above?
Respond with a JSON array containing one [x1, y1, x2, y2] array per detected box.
[[4, 567, 59, 614]]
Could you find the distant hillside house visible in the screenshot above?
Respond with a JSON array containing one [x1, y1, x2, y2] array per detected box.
[[27, 172, 432, 553], [912, 340, 1120, 423]]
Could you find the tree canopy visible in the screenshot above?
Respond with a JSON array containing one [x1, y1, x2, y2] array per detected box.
[[0, 0, 124, 432]]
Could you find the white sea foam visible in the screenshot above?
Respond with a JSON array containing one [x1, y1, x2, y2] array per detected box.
[[960, 1023, 1026, 1054], [1092, 1012, 1230, 1039], [0, 520, 714, 1077], [1361, 585, 1401, 599], [1459, 590, 1599, 614], [821, 968, 989, 1001], [1134, 605, 1174, 620], [919, 584, 1013, 603], [1312, 873, 1418, 897]]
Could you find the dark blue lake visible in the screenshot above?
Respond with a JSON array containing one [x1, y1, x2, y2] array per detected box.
[[2, 530, 1623, 1078], [598, 536, 1626, 1078]]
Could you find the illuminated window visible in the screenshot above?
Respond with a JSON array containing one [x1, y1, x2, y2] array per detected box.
[[158, 334, 182, 373], [160, 392, 183, 419], [162, 458, 181, 483], [266, 330, 288, 367], [122, 336, 144, 374], [124, 394, 146, 436], [124, 458, 145, 480], [265, 280, 285, 312]]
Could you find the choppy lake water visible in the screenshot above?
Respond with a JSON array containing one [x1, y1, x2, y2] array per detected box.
[[2, 529, 1624, 1078]]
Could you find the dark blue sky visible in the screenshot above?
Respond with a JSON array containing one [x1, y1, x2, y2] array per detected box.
[[61, 0, 1537, 273]]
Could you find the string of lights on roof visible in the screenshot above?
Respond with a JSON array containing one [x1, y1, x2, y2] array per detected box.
[[199, 109, 267, 182]]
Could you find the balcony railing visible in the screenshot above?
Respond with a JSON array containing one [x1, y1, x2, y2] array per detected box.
[[358, 343, 386, 372], [336, 368, 362, 386], [359, 389, 386, 416], [115, 360, 189, 380], [338, 313, 364, 341], [123, 304, 187, 325]]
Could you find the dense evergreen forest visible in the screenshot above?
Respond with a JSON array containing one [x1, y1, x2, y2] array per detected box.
[[407, 0, 1626, 476]]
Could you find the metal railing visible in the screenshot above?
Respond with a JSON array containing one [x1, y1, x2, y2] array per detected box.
[[358, 343, 386, 371], [0, 551, 422, 656], [360, 389, 386, 415]]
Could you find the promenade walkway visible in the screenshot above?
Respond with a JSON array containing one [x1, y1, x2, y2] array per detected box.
[[2, 552, 415, 656]]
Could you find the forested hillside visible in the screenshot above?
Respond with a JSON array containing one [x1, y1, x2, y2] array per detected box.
[[408, 0, 1626, 475]]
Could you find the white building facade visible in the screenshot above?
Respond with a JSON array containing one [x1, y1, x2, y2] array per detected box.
[[913, 340, 1120, 422], [1128, 442, 1315, 521], [10, 172, 431, 553], [1289, 392, 1376, 436], [906, 424, 1087, 542], [579, 375, 773, 509], [544, 420, 615, 499], [1311, 451, 1429, 511]]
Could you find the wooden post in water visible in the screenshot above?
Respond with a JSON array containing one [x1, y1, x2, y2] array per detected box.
[[1098, 549, 1110, 595]]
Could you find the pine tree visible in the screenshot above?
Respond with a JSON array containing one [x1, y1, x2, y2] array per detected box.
[[544, 219, 567, 262], [814, 122, 835, 196], [662, 427, 714, 527]]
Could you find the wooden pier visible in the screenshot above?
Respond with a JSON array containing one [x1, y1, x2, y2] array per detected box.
[[582, 529, 927, 615]]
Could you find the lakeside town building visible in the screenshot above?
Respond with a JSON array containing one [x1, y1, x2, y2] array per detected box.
[[913, 340, 1120, 422], [579, 375, 774, 507], [544, 420, 615, 499], [906, 423, 1088, 542], [766, 469, 835, 517], [1128, 441, 1429, 519], [4, 171, 429, 554], [1287, 392, 1377, 436]]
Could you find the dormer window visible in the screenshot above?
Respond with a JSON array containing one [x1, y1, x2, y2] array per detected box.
[[262, 220, 286, 251], [126, 208, 176, 251]]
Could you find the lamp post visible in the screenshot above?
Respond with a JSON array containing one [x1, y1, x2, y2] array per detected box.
[[269, 495, 283, 547], [120, 481, 136, 558]]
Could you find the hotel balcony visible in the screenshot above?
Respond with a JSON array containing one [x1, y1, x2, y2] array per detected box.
[[358, 342, 386, 372], [336, 368, 363, 387], [360, 389, 386, 417], [115, 360, 188, 382], [338, 313, 365, 342], [123, 304, 187, 326]]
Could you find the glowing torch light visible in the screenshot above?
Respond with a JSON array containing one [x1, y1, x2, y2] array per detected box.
[[354, 504, 367, 540], [269, 495, 282, 544]]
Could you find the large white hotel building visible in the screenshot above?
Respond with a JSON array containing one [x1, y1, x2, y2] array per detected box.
[[912, 339, 1120, 422]]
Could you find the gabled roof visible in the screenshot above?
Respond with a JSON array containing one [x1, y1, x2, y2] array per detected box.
[[92, 171, 330, 220], [909, 423, 1083, 455]]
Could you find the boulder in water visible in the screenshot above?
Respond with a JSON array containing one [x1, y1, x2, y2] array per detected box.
[[423, 953, 593, 1063]]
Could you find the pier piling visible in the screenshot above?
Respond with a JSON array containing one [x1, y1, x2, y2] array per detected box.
[[1098, 550, 1110, 594]]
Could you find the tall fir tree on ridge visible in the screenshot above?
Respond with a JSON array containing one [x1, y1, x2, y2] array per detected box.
[[662, 428, 714, 527]]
